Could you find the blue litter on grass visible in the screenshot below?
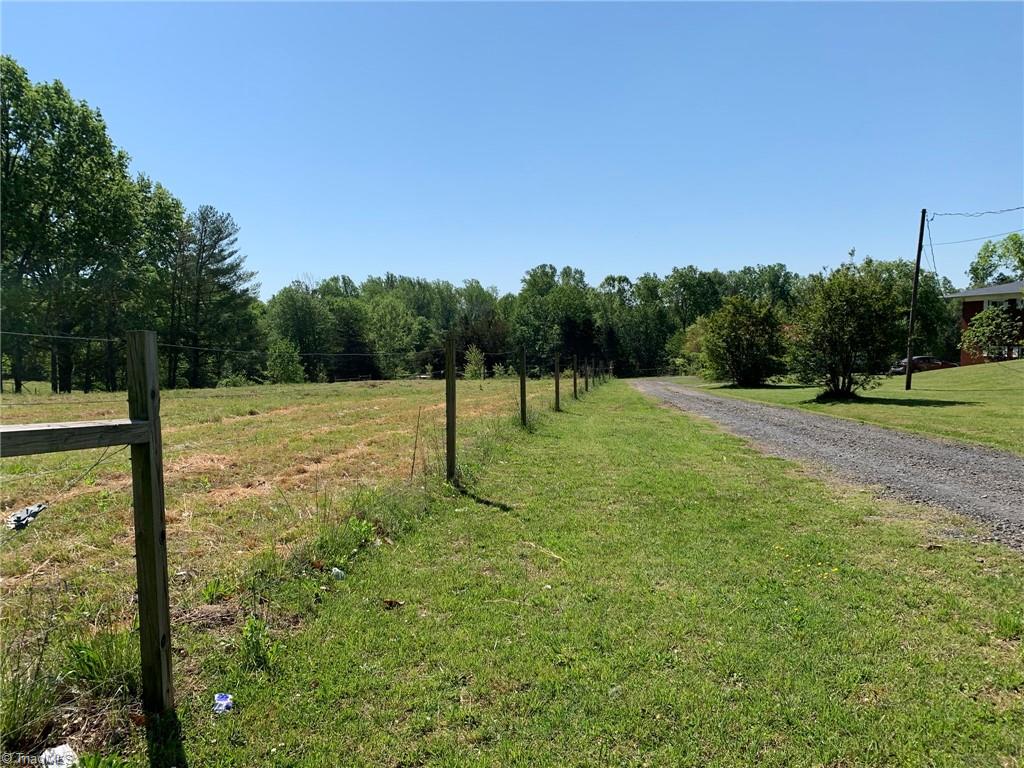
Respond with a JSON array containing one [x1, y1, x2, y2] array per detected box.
[[7, 502, 47, 530], [213, 692, 234, 714]]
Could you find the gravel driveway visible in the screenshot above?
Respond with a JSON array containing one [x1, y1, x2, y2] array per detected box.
[[635, 379, 1024, 551]]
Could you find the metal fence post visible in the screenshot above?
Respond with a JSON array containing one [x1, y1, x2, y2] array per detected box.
[[554, 353, 561, 412], [126, 330, 174, 714], [520, 346, 527, 426], [445, 333, 456, 483]]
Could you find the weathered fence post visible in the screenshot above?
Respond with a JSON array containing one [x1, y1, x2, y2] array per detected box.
[[584, 359, 589, 392], [520, 346, 527, 426], [572, 354, 578, 399], [445, 333, 456, 483], [126, 330, 174, 714], [554, 353, 561, 412]]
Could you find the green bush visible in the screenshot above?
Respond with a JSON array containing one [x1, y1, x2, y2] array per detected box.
[[959, 305, 1022, 360], [266, 338, 305, 384], [464, 344, 485, 383], [701, 297, 783, 386], [788, 259, 902, 397]]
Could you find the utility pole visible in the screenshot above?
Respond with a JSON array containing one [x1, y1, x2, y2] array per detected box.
[[905, 208, 927, 391]]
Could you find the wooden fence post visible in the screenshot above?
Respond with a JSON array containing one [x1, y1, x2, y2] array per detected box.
[[126, 330, 174, 714], [572, 354, 578, 399], [445, 333, 456, 483], [554, 353, 561, 412], [584, 359, 589, 392], [520, 346, 527, 426]]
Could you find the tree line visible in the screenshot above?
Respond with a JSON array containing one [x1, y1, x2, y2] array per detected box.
[[0, 57, 992, 396]]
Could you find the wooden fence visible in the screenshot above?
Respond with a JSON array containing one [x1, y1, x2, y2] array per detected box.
[[0, 330, 174, 715], [1, 331, 612, 709]]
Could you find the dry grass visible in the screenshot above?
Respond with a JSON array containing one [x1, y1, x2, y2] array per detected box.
[[0, 377, 553, 623]]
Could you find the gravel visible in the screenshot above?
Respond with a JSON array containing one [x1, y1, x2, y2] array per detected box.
[[635, 379, 1024, 551]]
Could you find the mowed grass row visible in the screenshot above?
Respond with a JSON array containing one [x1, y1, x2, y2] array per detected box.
[[668, 359, 1024, 455], [159, 381, 1022, 767]]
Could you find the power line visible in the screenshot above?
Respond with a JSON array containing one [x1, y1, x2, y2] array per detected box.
[[929, 206, 1024, 219], [929, 228, 1024, 246], [924, 217, 939, 276], [0, 331, 117, 343]]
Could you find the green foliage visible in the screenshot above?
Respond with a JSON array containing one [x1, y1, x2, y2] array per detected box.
[[63, 630, 140, 698], [0, 630, 56, 751], [266, 338, 305, 384], [217, 369, 255, 388], [201, 577, 232, 604], [967, 233, 1024, 287], [959, 305, 1022, 359], [993, 610, 1022, 640], [77, 755, 132, 768], [701, 297, 783, 386], [464, 344, 485, 381], [788, 257, 903, 396], [666, 317, 710, 375], [239, 616, 280, 674], [367, 295, 416, 378]]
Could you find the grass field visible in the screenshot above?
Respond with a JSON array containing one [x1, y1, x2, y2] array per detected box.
[[668, 360, 1024, 454], [2, 380, 1023, 765]]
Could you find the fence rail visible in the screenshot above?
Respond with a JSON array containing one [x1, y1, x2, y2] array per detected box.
[[0, 330, 174, 715], [1, 332, 613, 713]]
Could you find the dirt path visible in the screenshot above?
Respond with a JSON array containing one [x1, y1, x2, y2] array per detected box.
[[634, 379, 1024, 551]]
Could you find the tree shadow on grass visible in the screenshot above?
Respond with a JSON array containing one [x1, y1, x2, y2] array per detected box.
[[805, 395, 978, 407]]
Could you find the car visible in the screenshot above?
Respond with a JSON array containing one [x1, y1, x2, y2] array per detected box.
[[888, 356, 959, 375]]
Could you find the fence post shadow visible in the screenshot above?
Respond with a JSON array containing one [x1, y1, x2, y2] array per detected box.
[[146, 708, 189, 768]]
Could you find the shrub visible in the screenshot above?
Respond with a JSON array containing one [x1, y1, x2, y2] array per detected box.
[[217, 371, 255, 388], [666, 317, 709, 375], [266, 338, 305, 384], [701, 297, 783, 386], [788, 260, 902, 397], [464, 344, 485, 382], [960, 305, 1022, 360]]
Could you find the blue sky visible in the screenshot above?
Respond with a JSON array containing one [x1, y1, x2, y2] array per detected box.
[[3, 2, 1022, 297]]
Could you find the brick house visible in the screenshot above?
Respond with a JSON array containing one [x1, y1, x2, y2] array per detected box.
[[945, 279, 1024, 365]]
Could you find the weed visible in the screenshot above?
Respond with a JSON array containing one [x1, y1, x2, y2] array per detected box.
[[239, 615, 279, 673], [200, 577, 231, 605], [78, 754, 132, 768], [994, 610, 1023, 640], [62, 630, 140, 698], [0, 629, 57, 751]]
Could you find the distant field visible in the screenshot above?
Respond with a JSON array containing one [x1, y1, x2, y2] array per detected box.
[[666, 360, 1024, 454]]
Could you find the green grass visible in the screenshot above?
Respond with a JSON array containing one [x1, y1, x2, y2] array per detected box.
[[3, 378, 1021, 764], [148, 382, 1020, 766], [667, 360, 1024, 454]]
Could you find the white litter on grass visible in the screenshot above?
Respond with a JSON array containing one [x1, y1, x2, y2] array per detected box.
[[7, 502, 47, 530], [213, 692, 234, 713], [40, 744, 78, 766], [330, 567, 345, 580]]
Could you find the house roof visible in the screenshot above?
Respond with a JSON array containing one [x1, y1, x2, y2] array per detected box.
[[944, 280, 1024, 299]]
